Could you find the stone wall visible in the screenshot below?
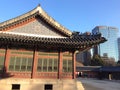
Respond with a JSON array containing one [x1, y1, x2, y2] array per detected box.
[[0, 78, 84, 90]]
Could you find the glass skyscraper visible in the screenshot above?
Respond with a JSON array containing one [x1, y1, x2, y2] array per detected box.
[[92, 26, 119, 61], [118, 38, 120, 61]]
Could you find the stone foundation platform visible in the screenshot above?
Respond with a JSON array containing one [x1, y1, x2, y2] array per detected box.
[[0, 78, 84, 90]]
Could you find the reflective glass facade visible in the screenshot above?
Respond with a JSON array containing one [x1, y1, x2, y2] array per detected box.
[[92, 26, 119, 61], [118, 38, 120, 61]]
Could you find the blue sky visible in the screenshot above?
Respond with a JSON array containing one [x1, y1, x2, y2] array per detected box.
[[0, 0, 120, 36]]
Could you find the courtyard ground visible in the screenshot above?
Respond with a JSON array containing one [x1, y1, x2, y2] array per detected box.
[[77, 78, 120, 90]]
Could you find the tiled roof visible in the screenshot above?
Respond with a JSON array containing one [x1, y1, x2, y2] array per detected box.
[[0, 32, 106, 51], [76, 66, 101, 72], [101, 66, 120, 72], [0, 5, 72, 36], [76, 66, 120, 72]]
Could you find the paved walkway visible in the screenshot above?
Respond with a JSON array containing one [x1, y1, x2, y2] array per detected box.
[[77, 78, 120, 90]]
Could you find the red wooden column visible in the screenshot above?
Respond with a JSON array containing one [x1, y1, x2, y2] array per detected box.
[[31, 49, 38, 78], [4, 47, 10, 73], [58, 50, 63, 79], [72, 51, 76, 79]]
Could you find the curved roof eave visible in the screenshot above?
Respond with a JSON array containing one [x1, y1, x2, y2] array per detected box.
[[0, 5, 72, 37]]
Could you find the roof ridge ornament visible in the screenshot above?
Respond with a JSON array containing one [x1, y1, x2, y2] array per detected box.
[[36, 4, 42, 13], [38, 4, 41, 7]]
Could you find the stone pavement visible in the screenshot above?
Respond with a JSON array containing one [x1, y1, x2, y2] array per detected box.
[[77, 78, 120, 90]]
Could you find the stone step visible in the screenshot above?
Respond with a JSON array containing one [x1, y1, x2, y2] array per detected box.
[[76, 81, 84, 90]]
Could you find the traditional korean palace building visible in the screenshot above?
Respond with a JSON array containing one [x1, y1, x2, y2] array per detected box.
[[0, 5, 106, 90]]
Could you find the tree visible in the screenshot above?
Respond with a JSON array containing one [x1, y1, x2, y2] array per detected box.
[[90, 54, 104, 66], [117, 60, 120, 66]]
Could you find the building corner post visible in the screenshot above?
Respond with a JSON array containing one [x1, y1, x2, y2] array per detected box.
[[58, 50, 63, 79], [4, 47, 10, 76], [72, 51, 76, 79], [31, 49, 38, 78]]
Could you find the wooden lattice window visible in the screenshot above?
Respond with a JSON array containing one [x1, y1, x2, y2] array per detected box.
[[48, 59, 53, 72], [27, 58, 33, 71], [9, 49, 33, 72], [63, 52, 72, 72], [9, 56, 33, 71], [63, 59, 72, 72], [43, 58, 48, 72], [37, 58, 43, 71], [37, 58, 58, 72], [9, 57, 15, 71], [15, 57, 21, 71], [68, 60, 72, 72], [0, 49, 5, 73], [54, 59, 58, 72], [37, 51, 58, 72], [21, 58, 27, 71], [0, 56, 5, 73]]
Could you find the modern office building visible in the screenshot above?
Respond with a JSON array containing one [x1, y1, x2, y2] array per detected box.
[[118, 38, 120, 61], [76, 48, 92, 65], [92, 26, 119, 61], [76, 32, 92, 66]]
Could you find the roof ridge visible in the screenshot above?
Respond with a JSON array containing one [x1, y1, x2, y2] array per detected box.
[[0, 31, 67, 38], [0, 5, 72, 36]]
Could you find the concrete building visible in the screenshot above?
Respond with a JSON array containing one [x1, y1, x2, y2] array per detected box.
[[76, 32, 92, 65]]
